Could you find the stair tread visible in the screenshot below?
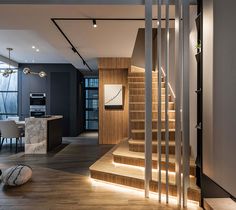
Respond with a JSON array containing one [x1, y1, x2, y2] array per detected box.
[[131, 129, 175, 133], [129, 139, 176, 146], [130, 102, 174, 104], [131, 119, 175, 122], [130, 110, 175, 112], [204, 198, 236, 210], [90, 142, 199, 190], [113, 140, 195, 166]]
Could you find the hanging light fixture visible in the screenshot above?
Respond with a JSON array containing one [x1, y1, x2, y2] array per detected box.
[[1, 48, 16, 78], [23, 67, 47, 78]]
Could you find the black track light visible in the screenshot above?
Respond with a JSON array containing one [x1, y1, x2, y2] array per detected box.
[[72, 47, 77, 53], [83, 60, 86, 65], [93, 19, 97, 28]]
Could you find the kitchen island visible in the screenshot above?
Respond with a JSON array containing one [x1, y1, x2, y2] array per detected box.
[[25, 115, 63, 154]]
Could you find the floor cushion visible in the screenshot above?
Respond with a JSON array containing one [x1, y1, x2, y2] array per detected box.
[[1, 165, 32, 186]]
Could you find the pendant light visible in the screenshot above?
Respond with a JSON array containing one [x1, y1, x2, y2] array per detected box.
[[1, 48, 16, 78]]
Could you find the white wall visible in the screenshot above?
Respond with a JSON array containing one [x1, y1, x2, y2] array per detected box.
[[203, 0, 236, 197]]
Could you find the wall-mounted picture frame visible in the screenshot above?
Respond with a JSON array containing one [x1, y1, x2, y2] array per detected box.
[[104, 84, 123, 109]]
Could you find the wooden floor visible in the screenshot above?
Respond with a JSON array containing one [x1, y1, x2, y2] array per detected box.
[[0, 133, 202, 210]]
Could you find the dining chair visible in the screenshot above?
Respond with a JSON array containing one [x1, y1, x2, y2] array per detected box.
[[0, 120, 24, 153]]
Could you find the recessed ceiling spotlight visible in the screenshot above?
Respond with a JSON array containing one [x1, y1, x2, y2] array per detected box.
[[32, 46, 35, 49], [93, 19, 97, 28], [36, 49, 40, 52]]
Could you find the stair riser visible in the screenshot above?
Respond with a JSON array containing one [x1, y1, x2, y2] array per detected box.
[[129, 88, 167, 95], [129, 95, 171, 103], [129, 144, 176, 154], [129, 84, 166, 92], [128, 77, 159, 83], [130, 111, 175, 120], [113, 155, 196, 176], [90, 170, 200, 202], [131, 131, 175, 141], [130, 121, 175, 130], [130, 103, 174, 110]]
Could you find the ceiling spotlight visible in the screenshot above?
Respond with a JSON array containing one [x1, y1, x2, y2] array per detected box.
[[93, 19, 97, 28], [36, 49, 40, 52], [32, 46, 35, 49]]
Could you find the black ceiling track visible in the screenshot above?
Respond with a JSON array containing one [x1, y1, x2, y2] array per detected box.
[[51, 19, 93, 71], [51, 17, 176, 72]]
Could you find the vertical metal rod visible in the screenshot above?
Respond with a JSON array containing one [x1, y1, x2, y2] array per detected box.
[[157, 0, 162, 203], [165, 0, 170, 204], [182, 0, 190, 207], [175, 0, 183, 206], [144, 0, 153, 198]]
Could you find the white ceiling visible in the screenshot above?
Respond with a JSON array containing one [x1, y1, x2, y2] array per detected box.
[[0, 5, 177, 71]]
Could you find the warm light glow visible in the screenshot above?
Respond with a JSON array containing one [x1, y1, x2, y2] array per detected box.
[[90, 178, 199, 207], [32, 46, 35, 49]]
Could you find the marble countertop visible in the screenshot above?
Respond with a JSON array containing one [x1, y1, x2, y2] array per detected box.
[[25, 115, 63, 122]]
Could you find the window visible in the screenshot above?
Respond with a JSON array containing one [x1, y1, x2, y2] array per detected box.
[[0, 65, 18, 120], [84, 78, 98, 130]]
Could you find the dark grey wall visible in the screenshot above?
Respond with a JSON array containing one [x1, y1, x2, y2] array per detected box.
[[18, 64, 84, 137]]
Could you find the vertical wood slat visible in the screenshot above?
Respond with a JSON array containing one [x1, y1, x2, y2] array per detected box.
[[165, 0, 170, 204], [157, 0, 162, 203], [175, 0, 183, 206], [144, 0, 153, 198], [182, 0, 190, 207]]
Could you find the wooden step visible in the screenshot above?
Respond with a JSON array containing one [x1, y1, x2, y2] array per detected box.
[[131, 129, 175, 141], [129, 94, 171, 102], [129, 140, 176, 154], [89, 143, 200, 202], [129, 83, 161, 89], [128, 77, 159, 83], [204, 198, 236, 210], [130, 119, 175, 130], [112, 141, 196, 176], [129, 87, 167, 95], [129, 102, 174, 110], [130, 110, 175, 120]]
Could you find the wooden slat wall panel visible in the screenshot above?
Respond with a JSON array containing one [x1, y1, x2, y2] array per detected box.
[[99, 58, 130, 144]]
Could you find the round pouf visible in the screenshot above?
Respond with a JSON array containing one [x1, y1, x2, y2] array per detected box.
[[1, 165, 32, 186]]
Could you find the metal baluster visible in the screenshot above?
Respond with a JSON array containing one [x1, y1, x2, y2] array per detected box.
[[157, 0, 162, 203], [165, 0, 170, 204], [175, 0, 183, 206], [182, 0, 190, 207], [144, 0, 153, 198]]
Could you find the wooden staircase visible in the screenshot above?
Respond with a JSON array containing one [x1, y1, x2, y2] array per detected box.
[[90, 70, 200, 202]]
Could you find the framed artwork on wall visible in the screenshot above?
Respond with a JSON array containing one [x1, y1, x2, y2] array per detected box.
[[104, 84, 123, 109]]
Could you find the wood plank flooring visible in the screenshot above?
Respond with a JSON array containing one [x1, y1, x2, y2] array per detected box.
[[0, 133, 202, 210]]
